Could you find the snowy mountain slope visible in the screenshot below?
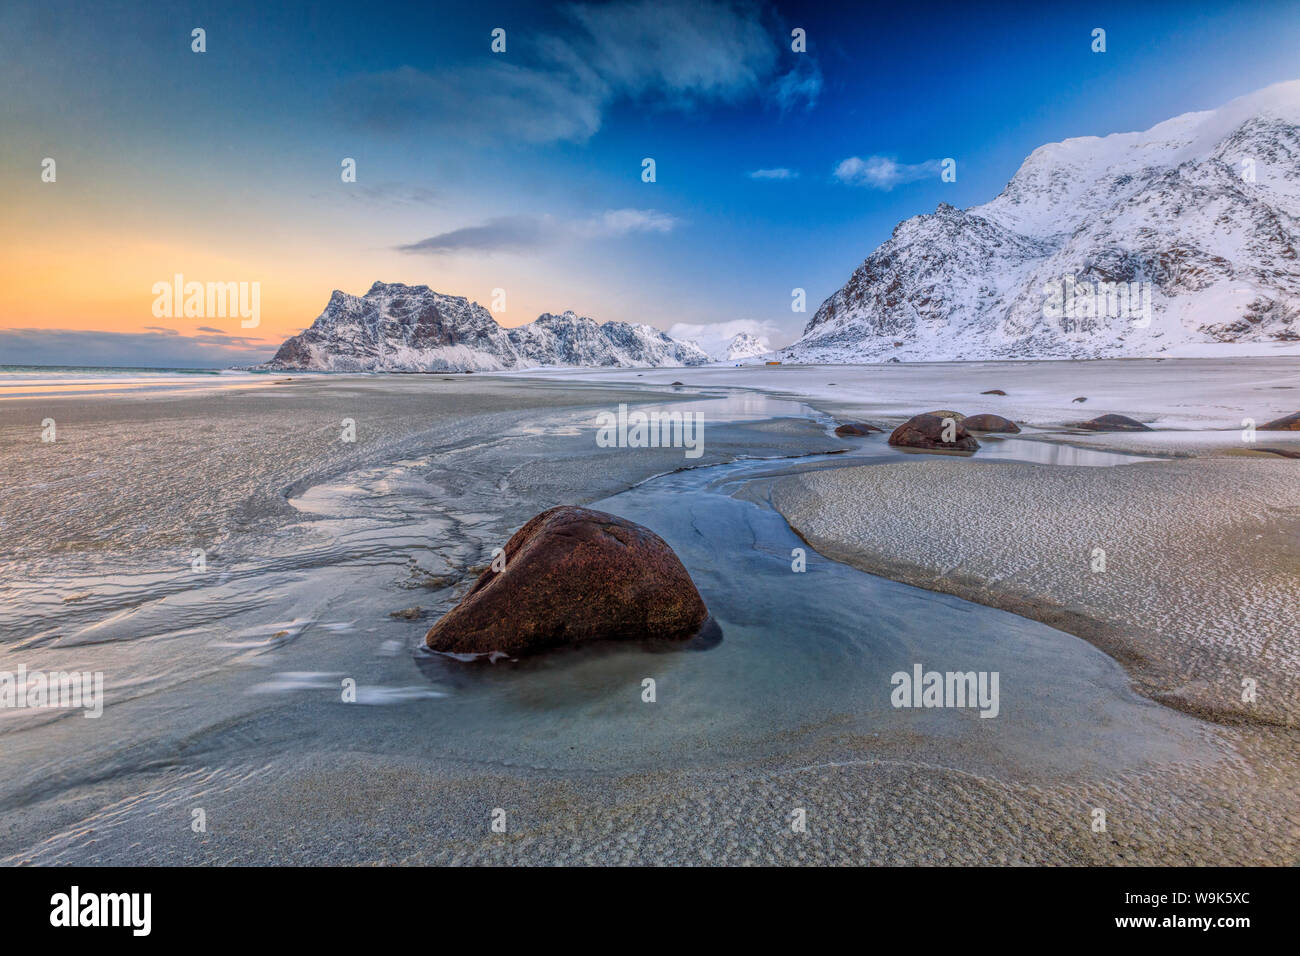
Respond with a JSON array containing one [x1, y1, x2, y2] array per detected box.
[[509, 311, 708, 368], [263, 283, 709, 371], [786, 80, 1300, 362], [720, 332, 772, 361]]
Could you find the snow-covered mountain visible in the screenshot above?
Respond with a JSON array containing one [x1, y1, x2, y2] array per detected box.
[[719, 332, 772, 361], [786, 80, 1300, 362], [509, 310, 709, 368], [262, 283, 709, 371], [667, 322, 777, 362]]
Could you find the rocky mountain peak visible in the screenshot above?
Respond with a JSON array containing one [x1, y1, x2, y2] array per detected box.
[[262, 285, 708, 371], [786, 80, 1300, 362]]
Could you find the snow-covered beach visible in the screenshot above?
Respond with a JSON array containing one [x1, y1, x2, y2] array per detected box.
[[2, 359, 1295, 865], [533, 357, 1300, 725], [772, 457, 1299, 727]]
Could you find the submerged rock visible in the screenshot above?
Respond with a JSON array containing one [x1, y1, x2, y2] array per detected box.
[[980, 389, 1007, 396], [425, 506, 709, 658], [1075, 414, 1152, 432], [962, 414, 1020, 433], [834, 422, 883, 437], [888, 413, 980, 452], [1260, 411, 1300, 430], [1072, 396, 1087, 403]]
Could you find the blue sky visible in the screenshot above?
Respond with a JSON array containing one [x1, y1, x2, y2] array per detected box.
[[2, 0, 1299, 365]]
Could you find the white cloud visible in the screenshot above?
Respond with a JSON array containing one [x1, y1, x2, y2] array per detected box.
[[772, 58, 823, 113], [567, 0, 777, 104], [342, 62, 604, 145], [398, 208, 680, 255], [576, 208, 679, 237], [749, 168, 798, 180], [342, 0, 820, 145], [833, 155, 942, 190]]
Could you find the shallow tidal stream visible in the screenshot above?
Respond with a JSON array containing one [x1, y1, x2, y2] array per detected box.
[[0, 388, 1225, 861]]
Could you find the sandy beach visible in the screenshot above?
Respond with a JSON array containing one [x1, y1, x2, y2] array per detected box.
[[771, 458, 1300, 727], [2, 360, 1298, 865]]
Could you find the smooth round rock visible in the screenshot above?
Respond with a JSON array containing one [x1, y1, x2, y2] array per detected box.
[[425, 506, 709, 658], [963, 414, 1020, 433], [888, 413, 980, 452]]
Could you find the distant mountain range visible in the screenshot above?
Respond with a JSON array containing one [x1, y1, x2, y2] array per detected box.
[[264, 83, 1299, 371], [784, 80, 1300, 362], [261, 282, 709, 371]]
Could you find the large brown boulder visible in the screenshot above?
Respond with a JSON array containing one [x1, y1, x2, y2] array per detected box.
[[1260, 411, 1300, 430], [962, 413, 1020, 434], [888, 413, 980, 452], [1074, 414, 1152, 432], [425, 506, 708, 658]]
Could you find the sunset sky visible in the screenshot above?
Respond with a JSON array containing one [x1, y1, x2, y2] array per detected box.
[[3, 0, 1299, 366]]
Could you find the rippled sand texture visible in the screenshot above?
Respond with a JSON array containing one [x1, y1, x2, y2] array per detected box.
[[1, 376, 705, 568], [765, 453, 1300, 866], [3, 367, 1299, 865], [771, 458, 1300, 728]]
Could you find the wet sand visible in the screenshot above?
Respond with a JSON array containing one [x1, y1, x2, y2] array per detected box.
[[3, 366, 1299, 865], [770, 457, 1300, 728], [1, 375, 732, 567]]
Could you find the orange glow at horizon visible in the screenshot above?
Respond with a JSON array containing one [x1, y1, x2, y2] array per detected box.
[[0, 228, 335, 342], [0, 229, 583, 343], [0, 183, 637, 345]]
